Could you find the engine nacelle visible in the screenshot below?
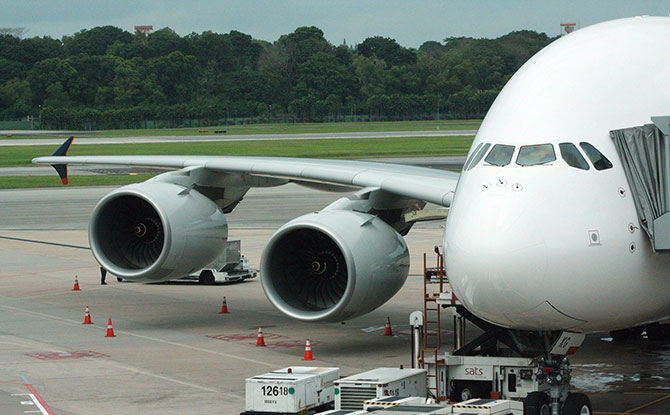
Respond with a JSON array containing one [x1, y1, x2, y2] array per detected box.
[[261, 210, 410, 322], [89, 182, 228, 281]]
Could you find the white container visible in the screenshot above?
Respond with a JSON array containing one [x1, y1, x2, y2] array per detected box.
[[334, 368, 427, 410], [245, 366, 339, 414]]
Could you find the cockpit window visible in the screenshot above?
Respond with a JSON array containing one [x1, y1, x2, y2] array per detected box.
[[559, 143, 590, 170], [579, 142, 613, 170], [466, 143, 491, 171], [463, 142, 483, 171], [484, 144, 515, 166], [516, 144, 556, 166]]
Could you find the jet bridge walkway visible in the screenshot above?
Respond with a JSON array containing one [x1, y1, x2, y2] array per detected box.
[[611, 116, 670, 251]]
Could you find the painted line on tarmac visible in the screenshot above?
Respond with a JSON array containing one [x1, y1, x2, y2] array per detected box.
[[101, 360, 225, 394], [11, 392, 50, 415], [17, 375, 54, 415], [0, 303, 276, 368], [105, 327, 277, 368], [0, 235, 90, 250], [16, 346, 231, 399], [621, 393, 670, 414], [20, 285, 106, 299], [0, 265, 96, 280], [0, 338, 62, 353], [0, 305, 245, 398]]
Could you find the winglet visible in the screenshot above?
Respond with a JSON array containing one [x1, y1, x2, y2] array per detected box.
[[51, 136, 74, 185]]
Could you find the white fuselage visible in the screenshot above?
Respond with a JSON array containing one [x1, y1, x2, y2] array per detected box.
[[444, 16, 670, 332]]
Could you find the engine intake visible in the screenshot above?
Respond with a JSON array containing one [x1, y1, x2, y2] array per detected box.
[[89, 182, 228, 281], [95, 195, 164, 270], [261, 210, 409, 322]]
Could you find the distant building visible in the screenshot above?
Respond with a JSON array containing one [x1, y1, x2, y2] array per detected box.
[[560, 22, 577, 35], [134, 25, 154, 35]]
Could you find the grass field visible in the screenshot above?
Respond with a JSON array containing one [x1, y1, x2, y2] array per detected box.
[[2, 120, 477, 188], [2, 119, 481, 139], [4, 135, 474, 168], [0, 174, 156, 189]]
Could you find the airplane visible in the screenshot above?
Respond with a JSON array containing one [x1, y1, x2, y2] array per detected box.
[[34, 17, 670, 415]]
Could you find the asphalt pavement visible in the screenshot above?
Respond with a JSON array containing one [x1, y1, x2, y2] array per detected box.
[[0, 129, 477, 146]]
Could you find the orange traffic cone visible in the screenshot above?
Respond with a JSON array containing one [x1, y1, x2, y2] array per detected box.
[[72, 276, 81, 291], [82, 306, 92, 324], [256, 327, 266, 347], [219, 296, 229, 314], [105, 318, 116, 337], [302, 339, 313, 360], [384, 317, 393, 336]]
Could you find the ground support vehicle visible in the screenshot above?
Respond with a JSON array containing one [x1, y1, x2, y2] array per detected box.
[[242, 367, 339, 415], [183, 240, 257, 284]]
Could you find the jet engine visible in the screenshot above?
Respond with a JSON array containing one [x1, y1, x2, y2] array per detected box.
[[89, 182, 228, 281], [261, 210, 410, 322]]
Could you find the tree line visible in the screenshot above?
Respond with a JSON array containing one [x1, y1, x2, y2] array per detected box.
[[0, 25, 555, 129]]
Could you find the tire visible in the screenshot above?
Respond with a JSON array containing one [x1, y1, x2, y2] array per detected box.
[[524, 391, 550, 415], [452, 380, 490, 402], [199, 270, 215, 285], [562, 393, 592, 415]]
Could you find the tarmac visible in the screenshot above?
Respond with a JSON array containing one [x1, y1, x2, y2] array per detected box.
[[0, 184, 668, 414], [0, 130, 477, 146]]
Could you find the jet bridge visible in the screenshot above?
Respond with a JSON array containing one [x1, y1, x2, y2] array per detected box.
[[611, 116, 670, 251]]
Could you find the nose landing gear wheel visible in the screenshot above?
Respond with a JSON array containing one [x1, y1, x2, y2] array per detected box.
[[524, 391, 550, 415], [562, 393, 592, 415]]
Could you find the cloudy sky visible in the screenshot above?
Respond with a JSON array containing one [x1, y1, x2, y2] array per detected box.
[[2, 0, 669, 47]]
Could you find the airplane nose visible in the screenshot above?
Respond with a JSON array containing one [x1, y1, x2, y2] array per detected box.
[[445, 188, 548, 327]]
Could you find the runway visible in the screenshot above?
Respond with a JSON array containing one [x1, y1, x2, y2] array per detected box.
[[0, 185, 668, 414], [0, 129, 476, 146]]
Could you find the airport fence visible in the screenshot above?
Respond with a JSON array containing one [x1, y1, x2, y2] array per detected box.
[[5, 101, 486, 131], [34, 110, 474, 131], [0, 119, 40, 130]]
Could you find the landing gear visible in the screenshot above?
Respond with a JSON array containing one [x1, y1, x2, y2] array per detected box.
[[445, 305, 590, 415], [524, 391, 550, 415], [533, 355, 584, 415], [522, 392, 593, 415], [562, 393, 592, 415]]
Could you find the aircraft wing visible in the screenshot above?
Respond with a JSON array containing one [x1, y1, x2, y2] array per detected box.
[[32, 141, 460, 322], [32, 154, 460, 206]]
